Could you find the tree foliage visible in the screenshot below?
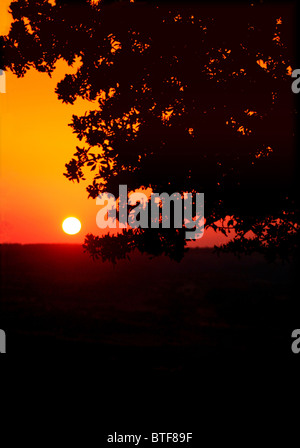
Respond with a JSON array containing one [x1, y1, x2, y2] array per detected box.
[[1, 0, 298, 262]]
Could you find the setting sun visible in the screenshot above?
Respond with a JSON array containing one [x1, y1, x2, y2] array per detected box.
[[62, 217, 81, 235]]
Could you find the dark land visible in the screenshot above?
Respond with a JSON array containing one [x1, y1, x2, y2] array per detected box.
[[0, 244, 298, 372]]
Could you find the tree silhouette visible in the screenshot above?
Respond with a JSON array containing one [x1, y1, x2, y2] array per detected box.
[[1, 0, 298, 262]]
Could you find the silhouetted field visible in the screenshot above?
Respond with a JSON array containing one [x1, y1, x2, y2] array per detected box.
[[0, 244, 298, 371]]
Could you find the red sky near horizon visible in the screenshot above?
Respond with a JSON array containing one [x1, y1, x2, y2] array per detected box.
[[0, 0, 232, 247]]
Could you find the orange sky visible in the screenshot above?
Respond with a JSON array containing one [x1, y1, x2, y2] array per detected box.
[[0, 0, 231, 247]]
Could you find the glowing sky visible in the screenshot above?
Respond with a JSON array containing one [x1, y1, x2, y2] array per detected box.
[[0, 0, 230, 247]]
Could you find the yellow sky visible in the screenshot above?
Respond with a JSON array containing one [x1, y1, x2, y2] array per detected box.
[[0, 0, 102, 243]]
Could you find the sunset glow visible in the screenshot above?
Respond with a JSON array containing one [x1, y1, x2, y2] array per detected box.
[[0, 0, 290, 251]]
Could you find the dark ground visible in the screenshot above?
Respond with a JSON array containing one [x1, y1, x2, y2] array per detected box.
[[0, 244, 298, 372]]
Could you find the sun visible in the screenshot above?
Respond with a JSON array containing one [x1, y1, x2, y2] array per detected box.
[[62, 217, 81, 235]]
